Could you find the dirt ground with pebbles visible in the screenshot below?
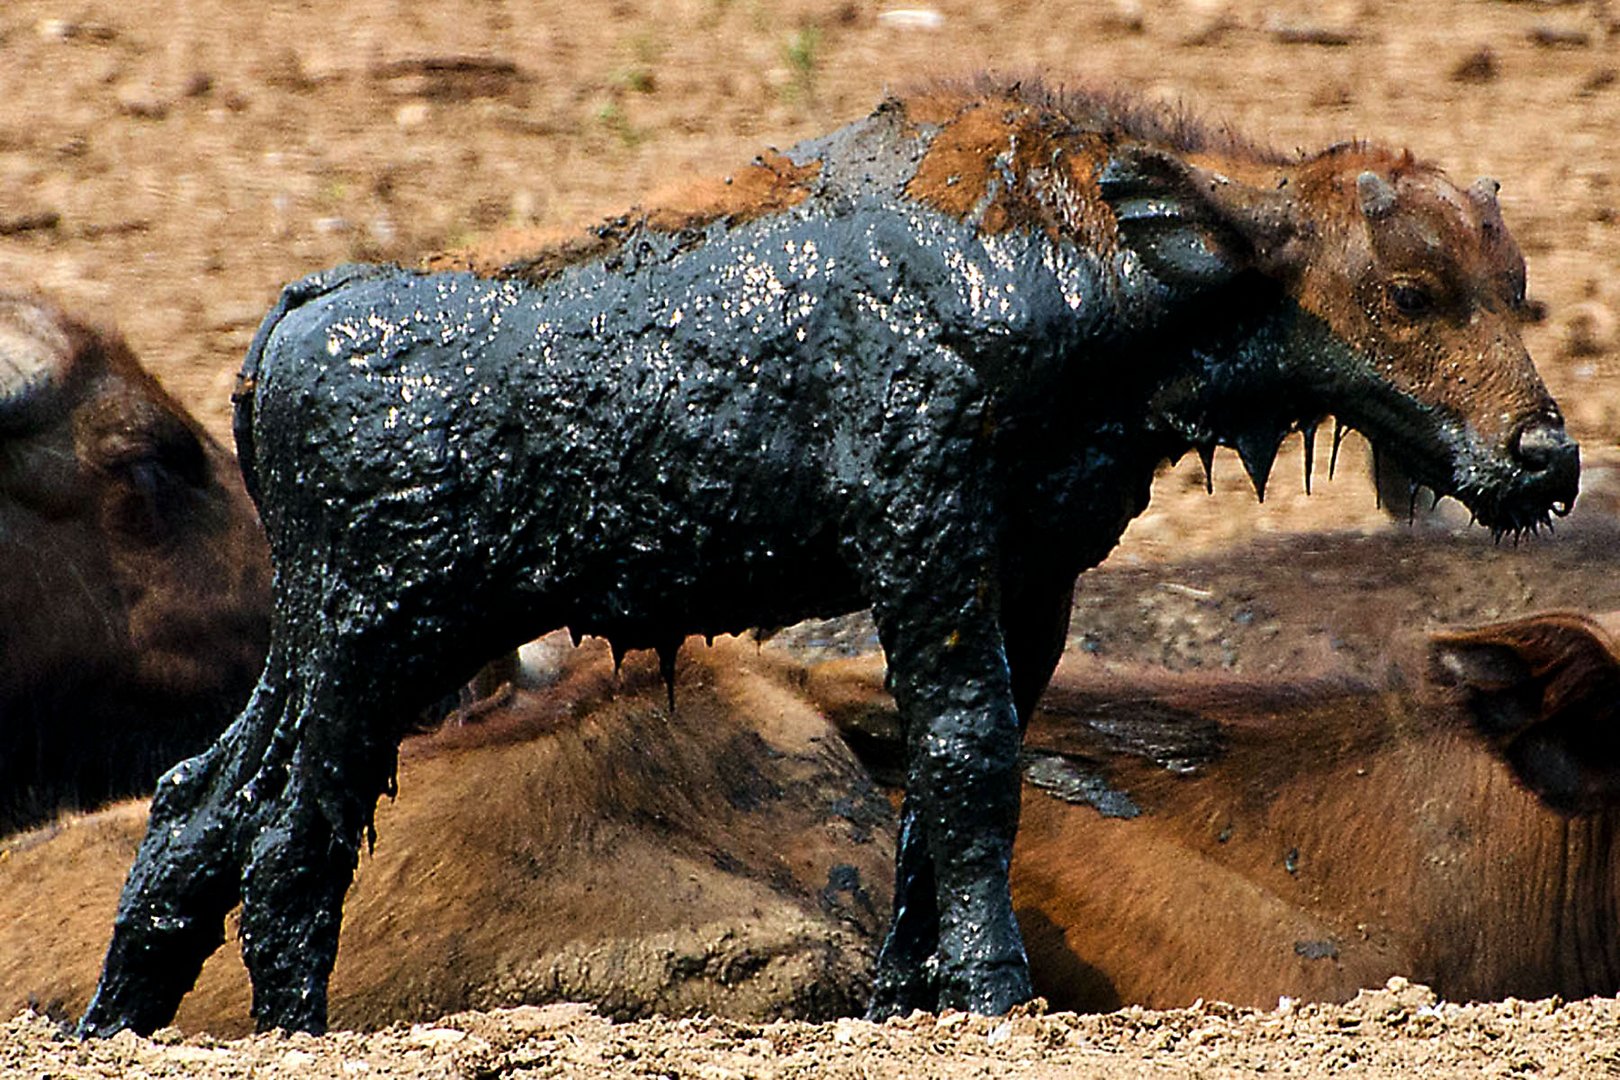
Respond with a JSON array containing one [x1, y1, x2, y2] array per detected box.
[[8, 981, 1620, 1078], [7, 0, 1620, 1074]]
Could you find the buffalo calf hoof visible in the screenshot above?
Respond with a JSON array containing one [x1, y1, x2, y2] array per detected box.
[[937, 959, 1035, 1017], [865, 965, 936, 1021]]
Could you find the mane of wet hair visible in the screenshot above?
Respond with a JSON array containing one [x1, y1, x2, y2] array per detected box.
[[435, 74, 1433, 286], [1307, 140, 1436, 178], [904, 73, 1297, 166]]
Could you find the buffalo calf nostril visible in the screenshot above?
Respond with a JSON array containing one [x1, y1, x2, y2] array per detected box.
[[1512, 421, 1569, 472]]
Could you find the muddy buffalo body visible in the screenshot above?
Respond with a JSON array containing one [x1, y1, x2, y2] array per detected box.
[[82, 79, 1577, 1035], [0, 293, 269, 836]]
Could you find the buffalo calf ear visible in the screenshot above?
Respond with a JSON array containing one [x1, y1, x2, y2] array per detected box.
[[1430, 614, 1620, 813], [1099, 147, 1298, 289]]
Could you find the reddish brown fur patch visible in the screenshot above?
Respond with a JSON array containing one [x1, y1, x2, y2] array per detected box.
[[903, 95, 1118, 245], [904, 100, 1018, 228], [425, 151, 820, 284], [898, 87, 982, 129], [904, 75, 1289, 164], [423, 224, 616, 282], [637, 150, 819, 233], [897, 75, 1311, 247]]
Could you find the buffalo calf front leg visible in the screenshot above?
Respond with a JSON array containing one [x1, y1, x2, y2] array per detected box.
[[901, 656, 1029, 1014], [866, 796, 942, 1017], [864, 542, 1032, 1011]]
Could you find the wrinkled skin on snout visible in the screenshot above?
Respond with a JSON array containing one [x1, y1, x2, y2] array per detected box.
[[79, 81, 1577, 1038], [0, 293, 270, 834]]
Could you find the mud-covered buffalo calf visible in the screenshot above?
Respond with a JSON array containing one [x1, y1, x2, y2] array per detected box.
[[1004, 611, 1620, 1010], [0, 293, 269, 836], [83, 77, 1577, 1035]]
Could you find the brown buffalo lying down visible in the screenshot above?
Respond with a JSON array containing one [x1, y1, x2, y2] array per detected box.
[[0, 292, 269, 834], [9, 611, 1614, 1031], [822, 608, 1620, 1011], [0, 637, 894, 1036]]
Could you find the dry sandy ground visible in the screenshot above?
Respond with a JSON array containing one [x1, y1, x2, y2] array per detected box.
[[6, 0, 1620, 1074], [7, 982, 1620, 1078]]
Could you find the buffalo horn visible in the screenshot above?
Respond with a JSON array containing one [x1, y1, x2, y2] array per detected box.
[[1357, 171, 1398, 219], [0, 296, 68, 419]]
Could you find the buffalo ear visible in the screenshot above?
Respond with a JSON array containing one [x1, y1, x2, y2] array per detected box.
[[1098, 147, 1300, 289], [1429, 613, 1620, 814]]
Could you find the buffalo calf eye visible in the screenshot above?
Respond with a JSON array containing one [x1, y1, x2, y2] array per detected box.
[[1389, 283, 1434, 316]]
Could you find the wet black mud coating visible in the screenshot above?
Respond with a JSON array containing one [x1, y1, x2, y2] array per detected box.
[[1022, 753, 1143, 820], [82, 80, 1577, 1035]]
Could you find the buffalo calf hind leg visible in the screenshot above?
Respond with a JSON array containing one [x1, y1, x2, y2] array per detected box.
[[238, 767, 370, 1033], [235, 662, 403, 1034], [79, 676, 289, 1037]]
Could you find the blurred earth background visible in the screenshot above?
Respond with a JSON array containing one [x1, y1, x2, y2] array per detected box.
[[4, 0, 1620, 1074]]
